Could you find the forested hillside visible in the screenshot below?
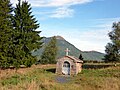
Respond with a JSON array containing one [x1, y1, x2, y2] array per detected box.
[[32, 36, 104, 61]]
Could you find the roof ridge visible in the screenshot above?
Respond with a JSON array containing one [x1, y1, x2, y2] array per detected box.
[[65, 55, 83, 63]]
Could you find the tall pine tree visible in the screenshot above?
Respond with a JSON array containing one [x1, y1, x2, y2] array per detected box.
[[0, 0, 13, 68], [40, 36, 58, 64], [104, 22, 120, 62], [12, 0, 43, 68]]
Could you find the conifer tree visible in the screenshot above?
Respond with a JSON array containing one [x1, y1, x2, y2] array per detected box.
[[40, 36, 58, 64], [12, 0, 43, 68], [104, 43, 119, 62], [0, 0, 13, 68], [79, 53, 84, 60]]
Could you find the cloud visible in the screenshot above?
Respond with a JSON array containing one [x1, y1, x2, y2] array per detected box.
[[64, 29, 110, 53], [33, 7, 74, 18], [50, 7, 74, 18], [10, 0, 93, 19], [10, 0, 93, 7], [67, 17, 120, 53], [89, 17, 120, 31], [94, 17, 120, 22]]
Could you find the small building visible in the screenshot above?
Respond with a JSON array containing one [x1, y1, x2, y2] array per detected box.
[[56, 48, 83, 75]]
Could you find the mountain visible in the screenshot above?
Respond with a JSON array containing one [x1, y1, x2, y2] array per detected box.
[[32, 36, 104, 61]]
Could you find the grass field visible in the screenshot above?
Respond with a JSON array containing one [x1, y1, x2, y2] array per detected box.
[[0, 63, 120, 90]]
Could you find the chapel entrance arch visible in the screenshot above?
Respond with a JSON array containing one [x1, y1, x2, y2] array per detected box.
[[62, 61, 70, 75]]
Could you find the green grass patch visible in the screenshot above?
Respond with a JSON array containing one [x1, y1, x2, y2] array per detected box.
[[0, 64, 120, 90], [1, 74, 20, 86], [0, 68, 55, 86]]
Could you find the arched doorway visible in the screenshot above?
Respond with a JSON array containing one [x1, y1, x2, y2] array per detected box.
[[62, 61, 70, 75]]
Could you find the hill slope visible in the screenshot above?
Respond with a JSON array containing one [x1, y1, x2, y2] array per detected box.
[[32, 36, 104, 61]]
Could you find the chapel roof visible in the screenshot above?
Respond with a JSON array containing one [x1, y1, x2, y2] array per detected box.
[[58, 55, 83, 63]]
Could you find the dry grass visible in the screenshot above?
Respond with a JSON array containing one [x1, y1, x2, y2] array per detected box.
[[0, 64, 120, 90]]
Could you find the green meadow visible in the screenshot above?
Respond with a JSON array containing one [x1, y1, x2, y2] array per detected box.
[[0, 63, 120, 90]]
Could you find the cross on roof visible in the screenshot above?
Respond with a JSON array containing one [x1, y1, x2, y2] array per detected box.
[[65, 48, 70, 56]]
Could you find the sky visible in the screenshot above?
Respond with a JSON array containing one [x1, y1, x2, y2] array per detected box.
[[10, 0, 120, 53]]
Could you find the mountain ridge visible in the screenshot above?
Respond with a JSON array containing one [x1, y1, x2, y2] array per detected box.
[[32, 36, 104, 61]]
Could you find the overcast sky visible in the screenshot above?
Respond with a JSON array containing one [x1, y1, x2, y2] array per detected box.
[[11, 0, 120, 53]]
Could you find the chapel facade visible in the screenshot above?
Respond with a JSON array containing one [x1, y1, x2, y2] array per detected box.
[[56, 48, 83, 75]]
